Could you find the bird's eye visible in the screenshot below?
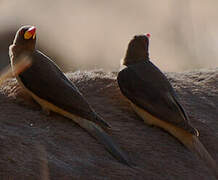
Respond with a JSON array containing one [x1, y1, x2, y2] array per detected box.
[[20, 29, 26, 35]]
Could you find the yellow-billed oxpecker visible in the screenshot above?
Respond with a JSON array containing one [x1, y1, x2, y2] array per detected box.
[[117, 33, 218, 176], [9, 25, 132, 166]]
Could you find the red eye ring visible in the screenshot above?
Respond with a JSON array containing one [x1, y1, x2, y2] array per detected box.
[[146, 33, 151, 38]]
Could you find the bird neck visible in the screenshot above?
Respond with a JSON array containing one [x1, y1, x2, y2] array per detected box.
[[9, 44, 34, 60], [122, 48, 150, 66], [122, 56, 149, 66]]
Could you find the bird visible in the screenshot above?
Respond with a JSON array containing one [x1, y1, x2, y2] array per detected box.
[[9, 25, 132, 166], [117, 33, 218, 177]]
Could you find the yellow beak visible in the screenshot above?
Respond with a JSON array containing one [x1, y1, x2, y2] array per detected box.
[[24, 26, 36, 40]]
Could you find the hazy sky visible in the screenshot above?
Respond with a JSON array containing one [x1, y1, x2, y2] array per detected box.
[[1, 0, 218, 72]]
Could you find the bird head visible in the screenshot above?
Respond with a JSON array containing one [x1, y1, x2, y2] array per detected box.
[[13, 25, 37, 51], [122, 33, 150, 66]]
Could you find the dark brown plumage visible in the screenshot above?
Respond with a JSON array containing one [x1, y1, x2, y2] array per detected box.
[[117, 34, 218, 177], [10, 26, 109, 129], [120, 34, 196, 134], [9, 25, 132, 166]]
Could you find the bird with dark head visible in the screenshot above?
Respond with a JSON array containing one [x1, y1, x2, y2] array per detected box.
[[117, 34, 218, 177], [9, 25, 132, 166], [10, 25, 36, 58], [122, 34, 150, 66]]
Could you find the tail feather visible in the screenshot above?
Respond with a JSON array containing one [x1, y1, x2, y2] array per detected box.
[[94, 113, 112, 130], [187, 136, 218, 179], [76, 116, 133, 167], [34, 96, 132, 167], [131, 103, 218, 178]]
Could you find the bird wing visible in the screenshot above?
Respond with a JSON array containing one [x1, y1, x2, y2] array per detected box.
[[18, 50, 110, 128], [17, 51, 134, 165], [117, 61, 194, 133]]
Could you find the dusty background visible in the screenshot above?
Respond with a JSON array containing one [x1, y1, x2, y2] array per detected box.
[[1, 0, 218, 72]]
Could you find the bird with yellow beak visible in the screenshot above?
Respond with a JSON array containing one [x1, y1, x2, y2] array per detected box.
[[9, 25, 132, 166]]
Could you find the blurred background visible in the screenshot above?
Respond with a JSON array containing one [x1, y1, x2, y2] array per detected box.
[[1, 0, 218, 72]]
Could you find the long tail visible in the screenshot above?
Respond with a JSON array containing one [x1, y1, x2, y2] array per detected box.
[[76, 117, 133, 166], [187, 136, 218, 178], [46, 103, 133, 167], [173, 129, 218, 179], [93, 111, 112, 130], [131, 103, 218, 178], [94, 113, 121, 132]]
